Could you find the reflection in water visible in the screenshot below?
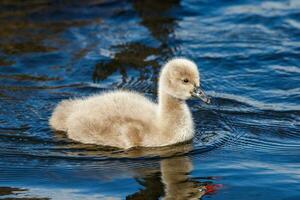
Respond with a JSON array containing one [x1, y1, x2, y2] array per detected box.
[[126, 171, 164, 199], [93, 0, 180, 85], [133, 0, 179, 42], [93, 43, 160, 84], [161, 156, 207, 200], [0, 187, 26, 196], [1, 0, 299, 199], [0, 186, 49, 200], [0, 2, 97, 55], [53, 130, 195, 158], [0, 0, 112, 66], [51, 136, 220, 199], [127, 155, 217, 200]]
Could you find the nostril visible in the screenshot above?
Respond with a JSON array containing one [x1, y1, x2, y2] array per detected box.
[[193, 88, 198, 94]]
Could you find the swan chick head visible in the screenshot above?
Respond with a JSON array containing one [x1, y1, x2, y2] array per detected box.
[[159, 58, 210, 103]]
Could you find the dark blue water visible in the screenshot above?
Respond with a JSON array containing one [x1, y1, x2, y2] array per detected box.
[[0, 0, 300, 199]]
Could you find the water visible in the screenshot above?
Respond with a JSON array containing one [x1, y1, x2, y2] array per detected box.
[[0, 0, 299, 199]]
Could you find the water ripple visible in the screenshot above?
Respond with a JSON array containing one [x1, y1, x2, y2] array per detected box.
[[0, 0, 300, 199]]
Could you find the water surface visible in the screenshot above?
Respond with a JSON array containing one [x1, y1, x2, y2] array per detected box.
[[0, 0, 300, 199]]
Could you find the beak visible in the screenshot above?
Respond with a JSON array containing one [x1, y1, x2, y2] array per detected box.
[[191, 86, 211, 104]]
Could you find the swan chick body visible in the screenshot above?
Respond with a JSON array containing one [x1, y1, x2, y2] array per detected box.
[[49, 58, 210, 149]]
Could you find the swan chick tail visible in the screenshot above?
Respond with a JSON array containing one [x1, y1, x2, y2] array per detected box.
[[49, 99, 75, 131]]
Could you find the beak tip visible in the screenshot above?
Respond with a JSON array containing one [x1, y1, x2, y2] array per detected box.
[[192, 87, 211, 104]]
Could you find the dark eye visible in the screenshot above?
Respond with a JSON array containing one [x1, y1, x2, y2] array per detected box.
[[183, 78, 189, 83]]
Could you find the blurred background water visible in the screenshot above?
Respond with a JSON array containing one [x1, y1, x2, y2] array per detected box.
[[0, 0, 299, 199]]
